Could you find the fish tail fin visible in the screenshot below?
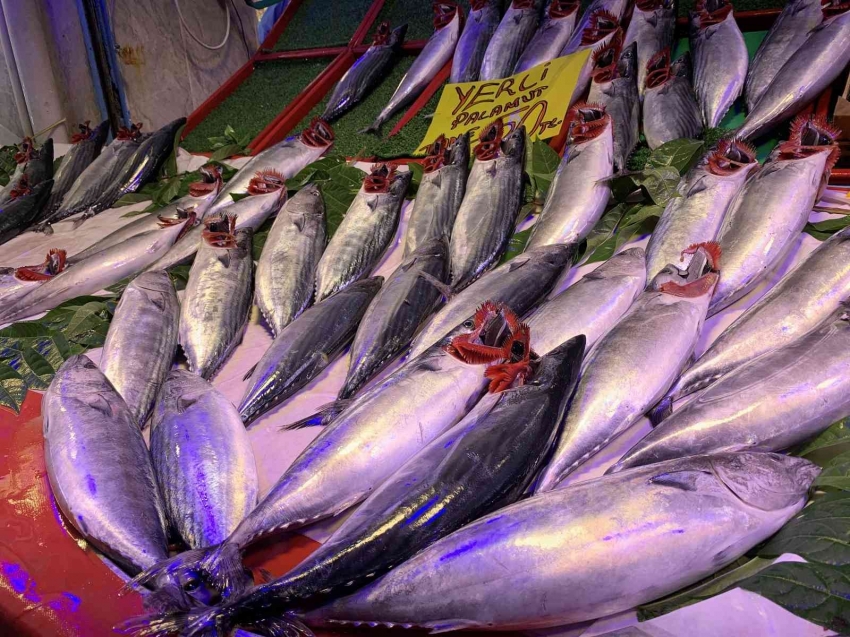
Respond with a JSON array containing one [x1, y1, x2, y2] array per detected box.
[[199, 541, 253, 598], [280, 399, 352, 431], [118, 604, 313, 637], [359, 120, 382, 135]]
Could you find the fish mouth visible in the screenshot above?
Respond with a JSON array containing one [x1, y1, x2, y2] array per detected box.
[[200, 213, 238, 248], [645, 48, 671, 89], [567, 102, 611, 144], [301, 117, 335, 148], [695, 0, 732, 28], [445, 301, 516, 364], [8, 175, 32, 200], [551, 0, 579, 18], [70, 121, 94, 144], [591, 37, 622, 83], [13, 248, 67, 281], [655, 242, 721, 298], [188, 164, 224, 197], [247, 168, 286, 195], [372, 21, 391, 45], [484, 323, 537, 393], [363, 163, 399, 193], [778, 115, 841, 187], [116, 122, 144, 141], [13, 137, 35, 164], [433, 2, 459, 29], [706, 138, 758, 176], [580, 10, 620, 46], [423, 135, 450, 173], [474, 119, 505, 161], [512, 0, 538, 9]]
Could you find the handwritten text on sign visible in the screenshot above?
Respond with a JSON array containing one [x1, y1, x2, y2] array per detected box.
[[415, 50, 590, 155]]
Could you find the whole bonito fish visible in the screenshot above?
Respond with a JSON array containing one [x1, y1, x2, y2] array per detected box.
[[645, 139, 758, 283], [255, 184, 326, 337], [43, 355, 168, 574], [480, 0, 544, 80], [643, 50, 704, 149], [526, 247, 645, 355], [451, 0, 502, 83], [587, 41, 639, 172], [1, 138, 54, 208], [304, 452, 818, 632], [515, 0, 580, 73], [526, 104, 612, 249], [0, 178, 53, 244], [709, 115, 839, 315], [612, 306, 850, 472], [623, 0, 675, 99], [561, 0, 631, 55], [449, 122, 525, 290], [744, 0, 824, 112], [535, 244, 721, 492], [0, 213, 194, 324], [403, 133, 468, 257], [411, 244, 574, 358], [365, 2, 461, 133], [669, 224, 850, 401], [690, 0, 748, 128], [322, 23, 406, 122], [100, 271, 179, 427], [340, 239, 448, 399], [151, 370, 258, 549], [739, 4, 850, 140], [314, 165, 409, 302], [180, 222, 253, 379], [566, 13, 624, 106], [239, 277, 382, 424], [207, 118, 333, 219], [0, 249, 66, 305]]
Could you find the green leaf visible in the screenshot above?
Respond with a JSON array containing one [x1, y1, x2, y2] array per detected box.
[[224, 124, 236, 140], [407, 162, 424, 198], [797, 419, 850, 466], [0, 362, 26, 413], [646, 139, 705, 175], [163, 123, 186, 178], [121, 207, 155, 218], [321, 164, 366, 239], [499, 227, 533, 265], [526, 140, 560, 199], [805, 216, 850, 242], [815, 450, 850, 491], [231, 192, 250, 202], [285, 155, 346, 191], [636, 167, 681, 207], [209, 143, 245, 163], [112, 192, 152, 207], [155, 175, 183, 207], [53, 155, 63, 174], [167, 265, 192, 291], [252, 216, 275, 261]]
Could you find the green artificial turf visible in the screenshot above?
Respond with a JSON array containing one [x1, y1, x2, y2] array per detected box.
[[271, 0, 374, 51], [375, 0, 441, 42], [181, 58, 332, 153]]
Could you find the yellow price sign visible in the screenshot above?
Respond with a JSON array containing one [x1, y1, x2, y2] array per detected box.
[[414, 49, 591, 155]]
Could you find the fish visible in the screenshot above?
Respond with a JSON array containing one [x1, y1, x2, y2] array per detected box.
[[151, 370, 258, 550], [364, 2, 461, 133], [0, 249, 67, 305], [535, 243, 721, 492], [43, 355, 168, 575], [525, 247, 645, 355], [690, 0, 748, 128], [642, 50, 704, 149], [322, 23, 407, 122], [561, 0, 631, 55], [100, 271, 179, 427], [525, 103, 612, 250], [709, 115, 840, 315], [239, 277, 383, 424], [129, 335, 586, 637], [514, 0, 580, 74], [611, 306, 850, 472], [0, 178, 53, 244], [207, 118, 333, 219], [402, 133, 468, 258], [179, 221, 254, 379], [738, 3, 850, 140], [340, 239, 449, 400], [645, 138, 759, 283], [0, 211, 195, 324], [623, 0, 675, 99], [479, 0, 543, 81], [37, 120, 110, 223], [314, 164, 409, 302], [411, 243, 574, 359], [668, 223, 850, 401], [255, 184, 326, 337], [744, 0, 824, 112], [303, 452, 818, 632], [0, 141, 27, 203], [450, 0, 501, 83], [449, 122, 525, 290], [587, 41, 639, 172]]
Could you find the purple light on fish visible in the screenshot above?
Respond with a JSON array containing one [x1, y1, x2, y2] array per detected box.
[[1, 562, 42, 603]]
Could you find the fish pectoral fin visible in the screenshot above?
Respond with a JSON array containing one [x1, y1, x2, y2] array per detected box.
[[686, 176, 709, 197], [216, 251, 232, 269], [177, 393, 203, 414], [81, 392, 114, 417], [647, 395, 673, 427], [418, 271, 453, 301], [280, 398, 353, 431], [242, 362, 258, 382], [649, 470, 712, 491], [425, 619, 486, 634], [292, 214, 305, 232]]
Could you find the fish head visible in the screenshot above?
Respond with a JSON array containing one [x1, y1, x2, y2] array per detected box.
[[777, 115, 841, 198], [591, 36, 622, 84], [474, 119, 505, 161], [470, 0, 494, 9], [247, 168, 288, 208], [300, 117, 335, 149], [8, 174, 31, 199], [645, 48, 672, 90], [550, 0, 580, 19], [200, 213, 238, 248], [485, 322, 536, 392], [423, 135, 450, 173], [652, 241, 721, 301], [69, 120, 94, 144], [187, 164, 225, 198], [13, 248, 67, 282], [616, 42, 638, 80], [513, 333, 585, 402], [448, 131, 471, 167], [709, 452, 819, 512], [444, 301, 518, 365], [692, 0, 733, 30], [13, 137, 35, 164], [567, 102, 612, 144], [822, 0, 850, 17], [116, 122, 144, 141], [289, 182, 324, 218], [705, 138, 758, 178], [153, 369, 212, 427], [388, 23, 408, 46], [157, 205, 199, 243], [409, 235, 451, 264], [522, 242, 577, 272], [372, 21, 392, 45], [53, 355, 116, 400], [580, 10, 621, 46], [433, 2, 460, 30]]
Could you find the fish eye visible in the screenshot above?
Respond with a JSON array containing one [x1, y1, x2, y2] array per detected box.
[[510, 341, 525, 358], [463, 319, 475, 329]]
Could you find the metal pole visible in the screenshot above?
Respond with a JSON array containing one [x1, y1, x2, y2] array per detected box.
[[79, 0, 129, 133]]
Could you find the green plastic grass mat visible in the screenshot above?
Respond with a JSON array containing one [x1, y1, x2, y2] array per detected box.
[[181, 58, 332, 153], [374, 0, 439, 42], [271, 0, 374, 52]]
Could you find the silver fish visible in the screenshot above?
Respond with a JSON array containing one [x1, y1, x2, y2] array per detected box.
[[239, 277, 383, 424], [314, 165, 409, 302], [403, 133, 468, 258], [151, 370, 258, 549], [43, 354, 168, 574], [0, 249, 67, 305], [526, 104, 612, 249], [450, 0, 501, 83], [645, 139, 759, 283], [738, 5, 850, 140], [514, 0, 580, 73], [100, 271, 179, 427], [535, 244, 720, 492], [4, 138, 54, 204], [623, 0, 675, 99], [411, 244, 574, 359], [0, 179, 53, 244], [561, 0, 631, 55], [690, 0, 748, 128], [709, 115, 839, 315], [744, 0, 824, 112], [566, 18, 624, 107], [525, 247, 645, 355], [612, 306, 850, 472], [643, 50, 704, 149], [305, 452, 817, 632], [255, 184, 326, 337], [365, 3, 461, 133], [340, 239, 449, 399], [449, 123, 525, 290], [479, 0, 543, 80], [179, 226, 254, 379]]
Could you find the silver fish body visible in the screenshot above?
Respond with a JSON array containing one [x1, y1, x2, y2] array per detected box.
[[255, 185, 326, 337], [0, 179, 53, 244], [179, 229, 254, 379], [561, 0, 631, 55], [643, 53, 703, 149], [450, 1, 501, 83], [0, 269, 42, 306], [100, 271, 179, 427], [307, 452, 817, 632], [623, 0, 676, 99], [43, 355, 168, 573], [513, 0, 577, 74], [480, 0, 543, 80]]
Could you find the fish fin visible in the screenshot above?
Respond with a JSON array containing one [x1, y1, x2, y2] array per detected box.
[[359, 122, 381, 135], [177, 395, 202, 414], [647, 395, 673, 427], [280, 399, 353, 431], [506, 255, 532, 272], [685, 175, 709, 197], [649, 470, 709, 491], [647, 12, 659, 26], [418, 270, 453, 301], [216, 250, 232, 269], [292, 214, 305, 232], [198, 542, 253, 599], [81, 393, 114, 417], [425, 619, 486, 634], [242, 362, 258, 382], [430, 170, 442, 188]]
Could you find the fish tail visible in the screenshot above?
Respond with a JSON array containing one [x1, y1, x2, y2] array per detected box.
[[199, 541, 253, 598], [359, 120, 382, 135], [280, 399, 352, 431]]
